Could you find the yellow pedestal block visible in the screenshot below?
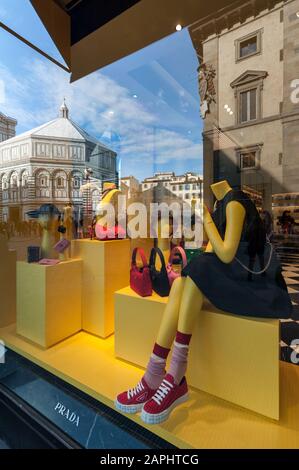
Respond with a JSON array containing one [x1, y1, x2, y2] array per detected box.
[[72, 239, 130, 338], [0, 240, 16, 327], [17, 260, 82, 348], [115, 286, 280, 420]]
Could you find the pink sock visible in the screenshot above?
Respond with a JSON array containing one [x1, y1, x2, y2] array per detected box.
[[143, 343, 170, 390], [168, 331, 192, 385]]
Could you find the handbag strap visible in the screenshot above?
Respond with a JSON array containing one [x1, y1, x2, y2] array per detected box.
[[168, 246, 187, 268], [150, 247, 167, 272], [131, 247, 148, 268]]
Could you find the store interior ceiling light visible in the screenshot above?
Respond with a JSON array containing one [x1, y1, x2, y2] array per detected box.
[[296, 11, 299, 18], [176, 24, 182, 31]]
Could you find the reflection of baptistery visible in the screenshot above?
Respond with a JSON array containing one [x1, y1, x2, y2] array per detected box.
[[0, 100, 117, 222]]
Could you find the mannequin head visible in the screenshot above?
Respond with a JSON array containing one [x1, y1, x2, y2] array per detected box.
[[210, 180, 232, 201]]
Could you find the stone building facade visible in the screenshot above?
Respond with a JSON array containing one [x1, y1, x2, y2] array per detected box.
[[141, 172, 203, 203], [189, 0, 299, 226], [0, 111, 17, 143], [0, 101, 117, 222]]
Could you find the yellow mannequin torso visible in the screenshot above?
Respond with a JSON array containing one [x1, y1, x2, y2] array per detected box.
[[96, 188, 121, 228], [204, 181, 245, 263]]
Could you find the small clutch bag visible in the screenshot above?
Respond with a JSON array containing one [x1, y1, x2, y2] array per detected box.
[[38, 259, 60, 265], [54, 238, 70, 253]]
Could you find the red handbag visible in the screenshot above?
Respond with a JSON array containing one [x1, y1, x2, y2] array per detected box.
[[130, 248, 152, 297]]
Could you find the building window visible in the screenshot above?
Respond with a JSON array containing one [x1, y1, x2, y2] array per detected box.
[[73, 177, 80, 188], [237, 145, 262, 171], [172, 185, 176, 191], [53, 144, 65, 158], [40, 176, 48, 187], [179, 185, 183, 191], [36, 143, 49, 157], [185, 184, 190, 190], [57, 177, 64, 188], [231, 70, 267, 125], [185, 194, 190, 199], [235, 30, 262, 62], [2, 148, 9, 161], [20, 144, 29, 157], [240, 88, 257, 123], [11, 146, 19, 159], [70, 146, 82, 159], [144, 184, 147, 189], [240, 152, 256, 169]]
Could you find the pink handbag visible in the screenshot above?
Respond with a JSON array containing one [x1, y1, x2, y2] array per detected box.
[[166, 246, 187, 287], [54, 238, 70, 253], [130, 247, 152, 297]]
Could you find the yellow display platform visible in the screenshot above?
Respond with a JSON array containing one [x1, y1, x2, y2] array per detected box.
[[16, 260, 82, 348], [0, 240, 16, 328], [72, 239, 130, 338], [115, 287, 280, 420], [0, 323, 299, 449]]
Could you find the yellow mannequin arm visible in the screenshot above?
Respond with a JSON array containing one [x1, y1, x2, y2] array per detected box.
[[101, 188, 121, 204], [204, 201, 246, 263], [205, 241, 213, 253]]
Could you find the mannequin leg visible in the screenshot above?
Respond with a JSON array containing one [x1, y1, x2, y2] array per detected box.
[[156, 277, 186, 348], [168, 276, 203, 384], [178, 276, 204, 334], [142, 276, 185, 390]]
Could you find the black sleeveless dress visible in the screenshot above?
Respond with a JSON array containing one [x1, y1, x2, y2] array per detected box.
[[182, 189, 292, 319]]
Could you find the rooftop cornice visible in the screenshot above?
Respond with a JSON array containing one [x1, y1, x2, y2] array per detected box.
[[189, 0, 284, 55]]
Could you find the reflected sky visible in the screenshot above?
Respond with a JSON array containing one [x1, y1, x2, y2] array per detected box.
[[0, 0, 203, 180]]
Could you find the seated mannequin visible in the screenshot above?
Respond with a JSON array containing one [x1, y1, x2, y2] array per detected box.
[[27, 204, 61, 259], [115, 180, 292, 424], [95, 182, 123, 239]]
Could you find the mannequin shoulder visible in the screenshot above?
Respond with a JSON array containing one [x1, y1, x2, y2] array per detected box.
[[226, 200, 246, 218]]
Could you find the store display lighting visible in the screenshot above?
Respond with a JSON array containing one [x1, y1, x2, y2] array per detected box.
[[176, 24, 182, 31]]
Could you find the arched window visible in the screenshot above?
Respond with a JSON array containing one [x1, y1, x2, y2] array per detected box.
[[57, 177, 64, 188]]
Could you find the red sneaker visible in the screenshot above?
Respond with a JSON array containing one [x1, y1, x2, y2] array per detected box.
[[141, 374, 189, 424], [115, 377, 157, 414]]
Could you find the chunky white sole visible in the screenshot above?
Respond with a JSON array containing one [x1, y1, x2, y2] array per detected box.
[[141, 393, 189, 425], [114, 399, 144, 414]]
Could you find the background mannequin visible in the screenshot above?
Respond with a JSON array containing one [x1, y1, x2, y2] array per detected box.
[[95, 182, 122, 239], [27, 204, 60, 259]]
